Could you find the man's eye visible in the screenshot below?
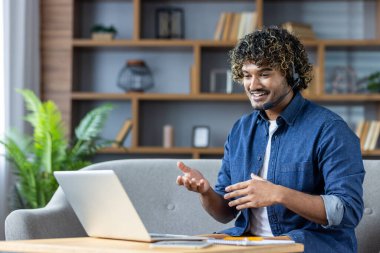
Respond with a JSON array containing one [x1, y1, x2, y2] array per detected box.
[[261, 73, 269, 77]]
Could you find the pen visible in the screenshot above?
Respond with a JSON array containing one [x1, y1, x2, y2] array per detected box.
[[223, 236, 264, 241]]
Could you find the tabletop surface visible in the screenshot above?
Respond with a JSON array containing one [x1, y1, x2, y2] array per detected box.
[[0, 237, 304, 253]]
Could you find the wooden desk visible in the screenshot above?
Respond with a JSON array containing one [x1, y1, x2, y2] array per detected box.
[[0, 237, 303, 253]]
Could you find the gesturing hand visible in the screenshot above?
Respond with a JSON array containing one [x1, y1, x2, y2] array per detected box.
[[224, 173, 281, 210], [176, 161, 210, 194]]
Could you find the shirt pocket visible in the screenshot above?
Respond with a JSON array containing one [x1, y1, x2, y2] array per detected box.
[[278, 161, 315, 192]]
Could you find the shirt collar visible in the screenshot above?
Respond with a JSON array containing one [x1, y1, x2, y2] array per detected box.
[[279, 91, 305, 126], [257, 91, 305, 126]]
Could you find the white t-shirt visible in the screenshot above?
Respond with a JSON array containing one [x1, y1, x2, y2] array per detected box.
[[250, 120, 278, 236]]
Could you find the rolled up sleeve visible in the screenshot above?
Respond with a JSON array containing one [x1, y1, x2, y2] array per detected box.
[[318, 120, 365, 228], [321, 195, 344, 227]]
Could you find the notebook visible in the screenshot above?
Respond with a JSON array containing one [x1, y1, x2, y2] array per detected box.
[[54, 170, 207, 242], [207, 236, 295, 246]]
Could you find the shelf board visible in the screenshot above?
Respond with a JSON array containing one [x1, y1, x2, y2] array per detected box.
[[72, 39, 196, 47], [136, 93, 247, 101], [71, 92, 135, 100], [72, 39, 237, 48], [71, 92, 248, 101], [98, 147, 224, 155], [305, 94, 380, 102], [322, 39, 380, 47], [72, 39, 380, 48], [72, 39, 311, 48], [72, 92, 380, 102], [362, 150, 380, 156], [99, 146, 380, 157]]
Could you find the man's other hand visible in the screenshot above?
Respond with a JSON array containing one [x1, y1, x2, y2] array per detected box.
[[224, 173, 281, 210], [176, 161, 210, 194]]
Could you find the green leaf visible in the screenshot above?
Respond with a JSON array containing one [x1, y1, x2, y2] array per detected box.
[[1, 90, 113, 209], [75, 104, 113, 141], [17, 89, 43, 127]]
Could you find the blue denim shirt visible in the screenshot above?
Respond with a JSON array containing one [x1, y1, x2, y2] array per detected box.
[[214, 92, 365, 253]]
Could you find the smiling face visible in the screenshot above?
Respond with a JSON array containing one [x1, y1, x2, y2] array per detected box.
[[242, 62, 294, 119], [229, 28, 314, 108]]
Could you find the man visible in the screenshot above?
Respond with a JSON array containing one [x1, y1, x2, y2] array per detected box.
[[176, 27, 364, 253]]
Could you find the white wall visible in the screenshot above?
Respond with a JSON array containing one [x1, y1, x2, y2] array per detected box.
[[0, 0, 40, 240], [0, 0, 8, 241]]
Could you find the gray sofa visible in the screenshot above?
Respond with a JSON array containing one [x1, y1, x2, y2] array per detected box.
[[4, 159, 380, 253]]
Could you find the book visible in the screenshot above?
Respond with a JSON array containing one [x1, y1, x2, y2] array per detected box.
[[364, 121, 376, 151], [282, 21, 316, 39], [213, 11, 257, 41], [245, 12, 257, 36], [229, 13, 241, 41], [369, 121, 380, 150], [214, 13, 226, 40], [222, 13, 233, 41], [355, 120, 365, 139], [237, 12, 247, 39], [360, 121, 370, 149], [238, 12, 257, 39], [112, 119, 133, 147]]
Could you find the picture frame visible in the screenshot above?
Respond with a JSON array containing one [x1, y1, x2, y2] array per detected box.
[[155, 7, 184, 39], [210, 69, 231, 93], [210, 69, 244, 94], [192, 126, 210, 148]]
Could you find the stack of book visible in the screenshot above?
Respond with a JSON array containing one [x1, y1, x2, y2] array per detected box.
[[214, 12, 257, 41], [112, 119, 133, 148], [356, 120, 380, 151], [281, 22, 316, 40]]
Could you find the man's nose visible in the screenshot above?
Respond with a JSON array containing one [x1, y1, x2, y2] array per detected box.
[[248, 76, 260, 90]]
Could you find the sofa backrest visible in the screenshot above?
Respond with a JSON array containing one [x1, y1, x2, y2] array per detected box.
[[356, 160, 380, 253], [6, 158, 379, 252], [80, 159, 232, 235]]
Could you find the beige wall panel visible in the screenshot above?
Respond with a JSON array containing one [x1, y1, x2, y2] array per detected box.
[[41, 0, 73, 132]]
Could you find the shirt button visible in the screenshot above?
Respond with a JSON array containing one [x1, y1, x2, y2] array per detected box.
[[274, 135, 277, 139], [257, 156, 262, 161]]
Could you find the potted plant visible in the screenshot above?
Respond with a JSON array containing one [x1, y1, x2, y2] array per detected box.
[[0, 89, 113, 209], [91, 24, 118, 40], [367, 71, 380, 93]]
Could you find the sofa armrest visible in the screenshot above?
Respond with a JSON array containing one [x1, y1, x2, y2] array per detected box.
[[5, 188, 86, 240]]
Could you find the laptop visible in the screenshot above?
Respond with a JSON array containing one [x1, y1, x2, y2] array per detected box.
[[54, 170, 207, 242]]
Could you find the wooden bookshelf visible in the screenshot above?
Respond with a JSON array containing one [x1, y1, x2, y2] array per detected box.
[[41, 0, 380, 159]]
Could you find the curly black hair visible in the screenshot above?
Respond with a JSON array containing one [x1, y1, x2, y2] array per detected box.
[[229, 26, 313, 91]]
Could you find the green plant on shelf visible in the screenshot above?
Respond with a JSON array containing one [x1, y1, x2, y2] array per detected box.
[[0, 89, 113, 209], [367, 71, 380, 93], [91, 24, 118, 35]]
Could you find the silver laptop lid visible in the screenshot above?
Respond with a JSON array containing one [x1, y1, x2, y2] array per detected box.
[[54, 170, 151, 242]]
